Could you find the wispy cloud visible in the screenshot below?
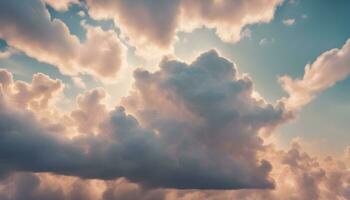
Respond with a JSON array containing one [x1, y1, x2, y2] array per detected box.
[[283, 18, 296, 26]]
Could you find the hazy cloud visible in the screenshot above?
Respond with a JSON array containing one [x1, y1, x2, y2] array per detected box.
[[282, 18, 296, 26]]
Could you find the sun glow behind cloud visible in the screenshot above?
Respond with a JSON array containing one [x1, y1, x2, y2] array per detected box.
[[0, 0, 350, 200]]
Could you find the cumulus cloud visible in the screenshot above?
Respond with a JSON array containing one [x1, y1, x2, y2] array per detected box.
[[0, 50, 349, 199], [280, 38, 350, 111], [0, 51, 288, 190], [179, 0, 283, 43], [86, 0, 181, 56], [0, 69, 63, 112], [78, 25, 127, 81], [120, 50, 287, 189], [163, 141, 350, 200], [0, 0, 126, 82], [86, 0, 283, 56], [71, 88, 109, 135]]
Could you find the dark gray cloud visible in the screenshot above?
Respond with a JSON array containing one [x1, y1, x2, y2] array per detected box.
[[0, 50, 286, 190], [0, 97, 85, 177]]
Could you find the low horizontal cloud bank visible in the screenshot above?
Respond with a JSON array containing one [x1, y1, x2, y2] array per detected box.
[[280, 38, 350, 111], [164, 140, 350, 200], [85, 0, 283, 55], [0, 140, 349, 200], [0, 0, 126, 82], [0, 50, 289, 190], [0, 173, 167, 200]]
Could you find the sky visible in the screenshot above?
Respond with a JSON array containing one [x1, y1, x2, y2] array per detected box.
[[0, 0, 349, 199]]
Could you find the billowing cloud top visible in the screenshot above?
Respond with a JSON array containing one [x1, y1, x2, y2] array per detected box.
[[0, 51, 287, 190], [0, 0, 350, 199]]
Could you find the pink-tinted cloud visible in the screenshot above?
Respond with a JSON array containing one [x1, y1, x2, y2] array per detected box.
[[0, 0, 126, 82], [280, 38, 350, 111], [71, 88, 109, 135], [86, 0, 283, 55]]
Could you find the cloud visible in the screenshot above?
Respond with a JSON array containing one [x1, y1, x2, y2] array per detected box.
[[42, 0, 79, 11], [282, 18, 296, 26], [1, 141, 349, 200], [1, 49, 348, 197], [0, 51, 288, 190], [0, 94, 86, 178], [77, 11, 86, 18], [259, 38, 274, 46], [120, 50, 287, 189], [179, 0, 283, 43], [78, 25, 127, 81], [0, 0, 126, 82], [0, 69, 63, 112], [0, 47, 18, 59], [0, 172, 105, 200], [86, 0, 182, 56], [86, 0, 283, 56], [103, 179, 166, 200], [71, 88, 109, 135], [280, 38, 350, 111]]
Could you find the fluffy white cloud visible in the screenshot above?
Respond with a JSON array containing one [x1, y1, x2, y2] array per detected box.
[[0, 69, 63, 112], [280, 39, 350, 111], [0, 47, 17, 59]]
